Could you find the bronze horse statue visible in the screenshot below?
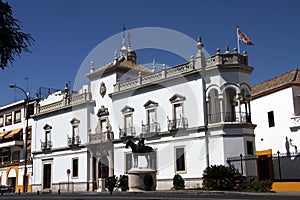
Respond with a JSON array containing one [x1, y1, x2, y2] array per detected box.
[[125, 139, 153, 168]]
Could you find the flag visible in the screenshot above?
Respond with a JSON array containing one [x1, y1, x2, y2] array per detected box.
[[237, 27, 254, 46]]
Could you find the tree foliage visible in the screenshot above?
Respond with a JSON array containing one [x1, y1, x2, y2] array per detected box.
[[0, 0, 34, 69]]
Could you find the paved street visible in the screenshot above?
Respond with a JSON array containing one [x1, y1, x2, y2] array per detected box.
[[0, 191, 300, 200]]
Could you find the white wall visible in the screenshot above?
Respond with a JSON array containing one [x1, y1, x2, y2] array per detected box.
[[251, 87, 296, 154], [111, 77, 205, 138]]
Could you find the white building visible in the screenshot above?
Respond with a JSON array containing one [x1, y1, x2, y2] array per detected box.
[[251, 69, 300, 181], [30, 34, 256, 192], [0, 99, 35, 192], [252, 68, 300, 155]]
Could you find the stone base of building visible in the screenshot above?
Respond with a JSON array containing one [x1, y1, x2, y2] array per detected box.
[[31, 182, 89, 193], [156, 178, 203, 190]]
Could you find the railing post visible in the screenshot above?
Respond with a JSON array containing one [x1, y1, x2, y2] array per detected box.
[[240, 154, 243, 175], [277, 151, 282, 180]]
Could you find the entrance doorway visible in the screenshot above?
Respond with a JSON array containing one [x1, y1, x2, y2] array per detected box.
[[8, 168, 16, 190], [99, 156, 109, 178], [43, 164, 51, 189]]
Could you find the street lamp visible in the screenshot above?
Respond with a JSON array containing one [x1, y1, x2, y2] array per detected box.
[[9, 84, 29, 193]]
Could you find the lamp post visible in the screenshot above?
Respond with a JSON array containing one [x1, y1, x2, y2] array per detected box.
[[9, 84, 29, 193]]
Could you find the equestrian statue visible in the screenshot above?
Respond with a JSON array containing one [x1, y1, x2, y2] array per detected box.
[[125, 137, 154, 168]]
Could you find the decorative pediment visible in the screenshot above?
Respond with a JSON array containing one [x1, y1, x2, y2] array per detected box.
[[169, 94, 186, 103], [143, 100, 158, 109], [70, 118, 80, 125], [43, 124, 52, 130], [97, 105, 109, 117], [121, 105, 134, 114]]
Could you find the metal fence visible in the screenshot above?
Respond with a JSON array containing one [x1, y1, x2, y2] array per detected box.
[[227, 153, 300, 181]]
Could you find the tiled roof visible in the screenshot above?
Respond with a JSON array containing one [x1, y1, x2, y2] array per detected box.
[[86, 56, 151, 79], [100, 57, 151, 73], [251, 68, 300, 98]]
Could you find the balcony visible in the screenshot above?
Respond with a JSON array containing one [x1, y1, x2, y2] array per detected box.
[[167, 118, 188, 131], [89, 132, 113, 144], [119, 127, 136, 138], [35, 92, 93, 115], [208, 112, 251, 124], [67, 135, 81, 146], [41, 141, 52, 150], [142, 122, 161, 135], [290, 115, 300, 131]]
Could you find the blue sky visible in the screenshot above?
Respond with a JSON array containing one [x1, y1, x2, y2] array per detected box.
[[1, 0, 300, 105]]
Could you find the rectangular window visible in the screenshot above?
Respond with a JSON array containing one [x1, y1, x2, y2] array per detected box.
[[72, 125, 79, 137], [72, 158, 78, 178], [125, 153, 132, 173], [12, 151, 20, 161], [5, 113, 12, 126], [147, 109, 156, 124], [174, 103, 183, 120], [124, 114, 132, 129], [0, 115, 3, 127], [14, 110, 21, 123], [246, 141, 254, 155], [268, 111, 275, 127], [46, 130, 51, 142], [100, 119, 107, 133], [150, 150, 157, 171], [175, 146, 186, 173]]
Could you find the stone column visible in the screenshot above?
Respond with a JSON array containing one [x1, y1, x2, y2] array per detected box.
[[248, 102, 252, 122], [89, 153, 94, 191], [237, 97, 241, 122], [206, 99, 210, 123], [108, 149, 114, 177], [219, 98, 224, 122]]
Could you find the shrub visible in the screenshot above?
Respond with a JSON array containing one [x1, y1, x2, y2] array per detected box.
[[119, 175, 129, 191], [242, 180, 273, 192], [143, 173, 154, 190], [202, 165, 241, 191], [173, 174, 185, 190], [106, 176, 116, 194]]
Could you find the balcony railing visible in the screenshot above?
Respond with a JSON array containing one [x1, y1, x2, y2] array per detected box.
[[142, 122, 161, 134], [41, 141, 52, 150], [67, 135, 81, 146], [89, 132, 112, 143], [37, 92, 93, 114], [113, 63, 194, 93], [208, 112, 251, 124], [119, 127, 136, 138], [167, 118, 188, 131]]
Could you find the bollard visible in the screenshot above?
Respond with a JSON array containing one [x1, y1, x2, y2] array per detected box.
[[18, 189, 20, 195], [50, 189, 52, 194], [37, 190, 39, 195], [58, 189, 60, 195]]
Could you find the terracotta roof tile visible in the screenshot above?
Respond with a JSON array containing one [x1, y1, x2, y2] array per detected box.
[[251, 68, 300, 97]]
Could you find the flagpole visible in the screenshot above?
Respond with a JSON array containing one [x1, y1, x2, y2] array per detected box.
[[236, 27, 240, 54]]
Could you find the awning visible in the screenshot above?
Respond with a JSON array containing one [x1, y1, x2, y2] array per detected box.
[[0, 130, 10, 138], [4, 128, 23, 139]]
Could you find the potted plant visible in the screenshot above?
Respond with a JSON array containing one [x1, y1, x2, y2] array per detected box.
[[143, 173, 153, 191]]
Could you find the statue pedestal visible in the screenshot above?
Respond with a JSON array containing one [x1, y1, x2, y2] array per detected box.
[[128, 168, 156, 192], [97, 178, 106, 192]]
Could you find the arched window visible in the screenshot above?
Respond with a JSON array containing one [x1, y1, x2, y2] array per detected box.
[[223, 88, 237, 122], [208, 89, 221, 123]]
